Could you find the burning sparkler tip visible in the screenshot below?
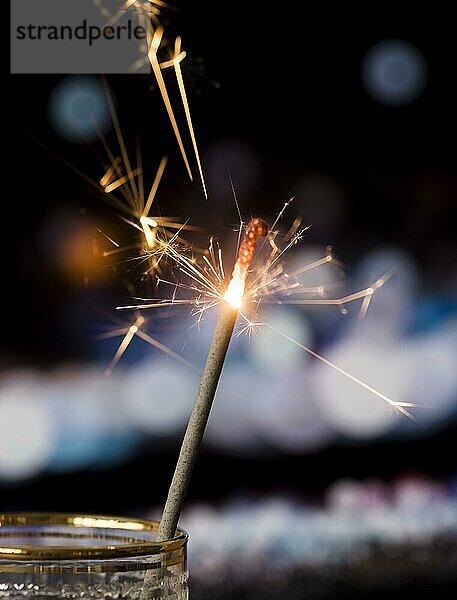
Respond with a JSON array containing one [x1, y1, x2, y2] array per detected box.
[[224, 218, 268, 308]]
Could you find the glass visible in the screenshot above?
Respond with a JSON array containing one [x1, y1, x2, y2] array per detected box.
[[0, 513, 188, 599]]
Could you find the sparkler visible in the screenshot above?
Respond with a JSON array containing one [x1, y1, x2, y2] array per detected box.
[[153, 218, 268, 543], [135, 208, 418, 600], [139, 219, 267, 599], [88, 85, 420, 600]]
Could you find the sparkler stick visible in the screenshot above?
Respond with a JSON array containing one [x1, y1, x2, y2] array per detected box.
[[152, 302, 237, 541], [155, 218, 267, 541], [138, 220, 268, 596]]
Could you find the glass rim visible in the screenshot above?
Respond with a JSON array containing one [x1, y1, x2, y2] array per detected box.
[[0, 513, 188, 561]]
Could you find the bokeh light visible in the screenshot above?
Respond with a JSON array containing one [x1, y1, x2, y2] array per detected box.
[[256, 369, 335, 453], [37, 208, 107, 284], [248, 307, 313, 372], [0, 372, 55, 481], [314, 336, 411, 439], [205, 365, 268, 455], [48, 76, 112, 143], [47, 369, 136, 472], [361, 39, 428, 107], [177, 478, 457, 581], [405, 319, 457, 426], [122, 358, 198, 435]]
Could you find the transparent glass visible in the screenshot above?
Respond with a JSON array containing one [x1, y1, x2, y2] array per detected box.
[[0, 513, 188, 599]]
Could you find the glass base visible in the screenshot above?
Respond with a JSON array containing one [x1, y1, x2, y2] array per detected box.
[[0, 514, 188, 600]]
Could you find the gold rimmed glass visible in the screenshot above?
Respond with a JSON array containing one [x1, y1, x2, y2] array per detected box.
[[0, 513, 188, 598]]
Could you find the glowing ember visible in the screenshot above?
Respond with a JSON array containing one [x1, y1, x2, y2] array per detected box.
[[224, 218, 268, 308]]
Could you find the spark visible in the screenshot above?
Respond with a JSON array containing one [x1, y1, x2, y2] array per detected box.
[[228, 172, 245, 260], [116, 209, 383, 321], [118, 299, 195, 310], [236, 311, 266, 338], [359, 294, 373, 320], [133, 13, 207, 198], [160, 51, 186, 70], [102, 78, 140, 207], [94, 1, 167, 27], [100, 158, 121, 187], [104, 314, 197, 375], [97, 228, 120, 248], [172, 36, 208, 199], [267, 324, 419, 420], [275, 270, 394, 309], [103, 243, 141, 258], [134, 329, 199, 372], [104, 167, 142, 193], [89, 86, 198, 270], [143, 155, 168, 217], [147, 24, 193, 181], [105, 315, 146, 376]]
